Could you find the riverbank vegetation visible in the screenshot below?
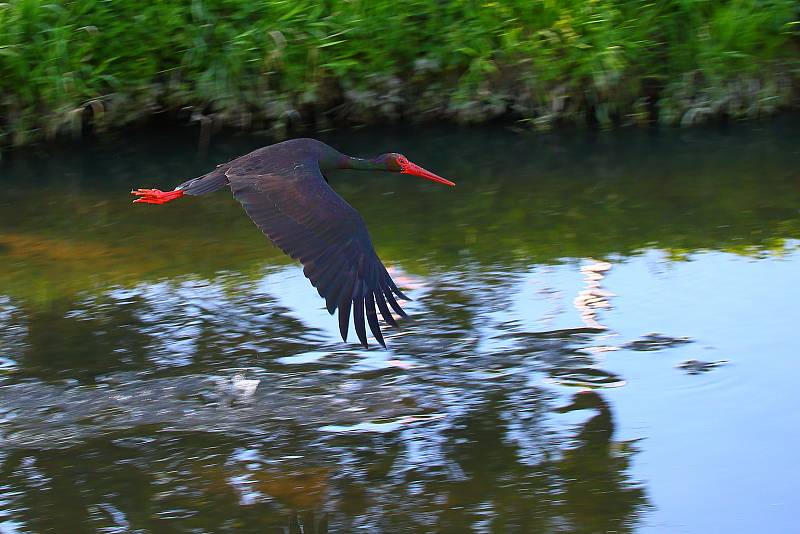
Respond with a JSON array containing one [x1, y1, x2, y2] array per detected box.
[[1, 0, 798, 146]]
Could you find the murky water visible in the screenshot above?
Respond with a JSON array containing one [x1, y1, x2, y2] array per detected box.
[[1, 119, 799, 533]]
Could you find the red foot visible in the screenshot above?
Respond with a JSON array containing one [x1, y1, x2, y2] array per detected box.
[[131, 188, 184, 204]]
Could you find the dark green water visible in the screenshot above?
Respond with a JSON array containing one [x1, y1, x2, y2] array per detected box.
[[1, 119, 799, 533]]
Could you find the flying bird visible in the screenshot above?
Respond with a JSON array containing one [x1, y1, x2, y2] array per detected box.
[[131, 138, 454, 348]]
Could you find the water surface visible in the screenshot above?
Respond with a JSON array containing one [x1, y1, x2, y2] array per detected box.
[[1, 120, 799, 532]]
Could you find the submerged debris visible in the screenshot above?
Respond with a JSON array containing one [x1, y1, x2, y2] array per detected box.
[[623, 333, 693, 352], [677, 359, 729, 375]]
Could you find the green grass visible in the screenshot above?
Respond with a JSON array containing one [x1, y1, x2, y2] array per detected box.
[[1, 0, 798, 146]]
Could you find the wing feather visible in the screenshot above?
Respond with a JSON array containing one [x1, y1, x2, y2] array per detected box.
[[383, 286, 408, 318], [352, 281, 368, 348], [374, 289, 398, 327], [337, 274, 355, 341], [365, 291, 385, 348], [227, 166, 405, 347]]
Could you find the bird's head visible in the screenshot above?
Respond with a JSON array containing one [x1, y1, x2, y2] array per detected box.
[[377, 153, 455, 187]]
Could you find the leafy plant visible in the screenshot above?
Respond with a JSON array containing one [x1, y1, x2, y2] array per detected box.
[[0, 0, 797, 146]]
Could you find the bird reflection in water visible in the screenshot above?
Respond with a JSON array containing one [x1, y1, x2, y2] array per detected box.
[[554, 389, 648, 530], [573, 260, 614, 330]]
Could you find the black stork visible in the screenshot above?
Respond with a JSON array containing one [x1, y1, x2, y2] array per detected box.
[[131, 138, 454, 348]]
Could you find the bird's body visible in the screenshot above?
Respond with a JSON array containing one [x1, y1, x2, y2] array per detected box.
[[132, 138, 454, 348]]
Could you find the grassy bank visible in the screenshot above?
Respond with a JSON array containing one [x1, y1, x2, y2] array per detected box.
[[1, 0, 798, 146]]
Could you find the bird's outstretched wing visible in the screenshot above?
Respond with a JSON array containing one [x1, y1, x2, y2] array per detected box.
[[226, 166, 408, 348]]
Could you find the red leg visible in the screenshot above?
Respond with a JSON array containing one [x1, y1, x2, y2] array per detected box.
[[131, 188, 184, 204]]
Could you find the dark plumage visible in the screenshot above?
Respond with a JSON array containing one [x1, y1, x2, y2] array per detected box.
[[132, 138, 454, 348]]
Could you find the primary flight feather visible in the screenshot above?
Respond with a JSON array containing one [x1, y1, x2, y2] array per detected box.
[[132, 138, 454, 348]]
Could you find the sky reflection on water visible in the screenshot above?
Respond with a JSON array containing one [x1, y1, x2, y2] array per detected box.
[[1, 119, 799, 532]]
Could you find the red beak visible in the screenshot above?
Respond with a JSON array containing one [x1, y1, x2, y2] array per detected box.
[[401, 161, 455, 187]]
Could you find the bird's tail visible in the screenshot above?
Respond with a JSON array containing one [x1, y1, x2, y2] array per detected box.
[[176, 168, 229, 196]]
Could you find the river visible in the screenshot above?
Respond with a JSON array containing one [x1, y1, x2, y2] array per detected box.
[[1, 119, 798, 532]]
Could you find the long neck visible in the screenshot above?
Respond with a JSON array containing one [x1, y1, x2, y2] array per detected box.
[[336, 155, 385, 171]]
